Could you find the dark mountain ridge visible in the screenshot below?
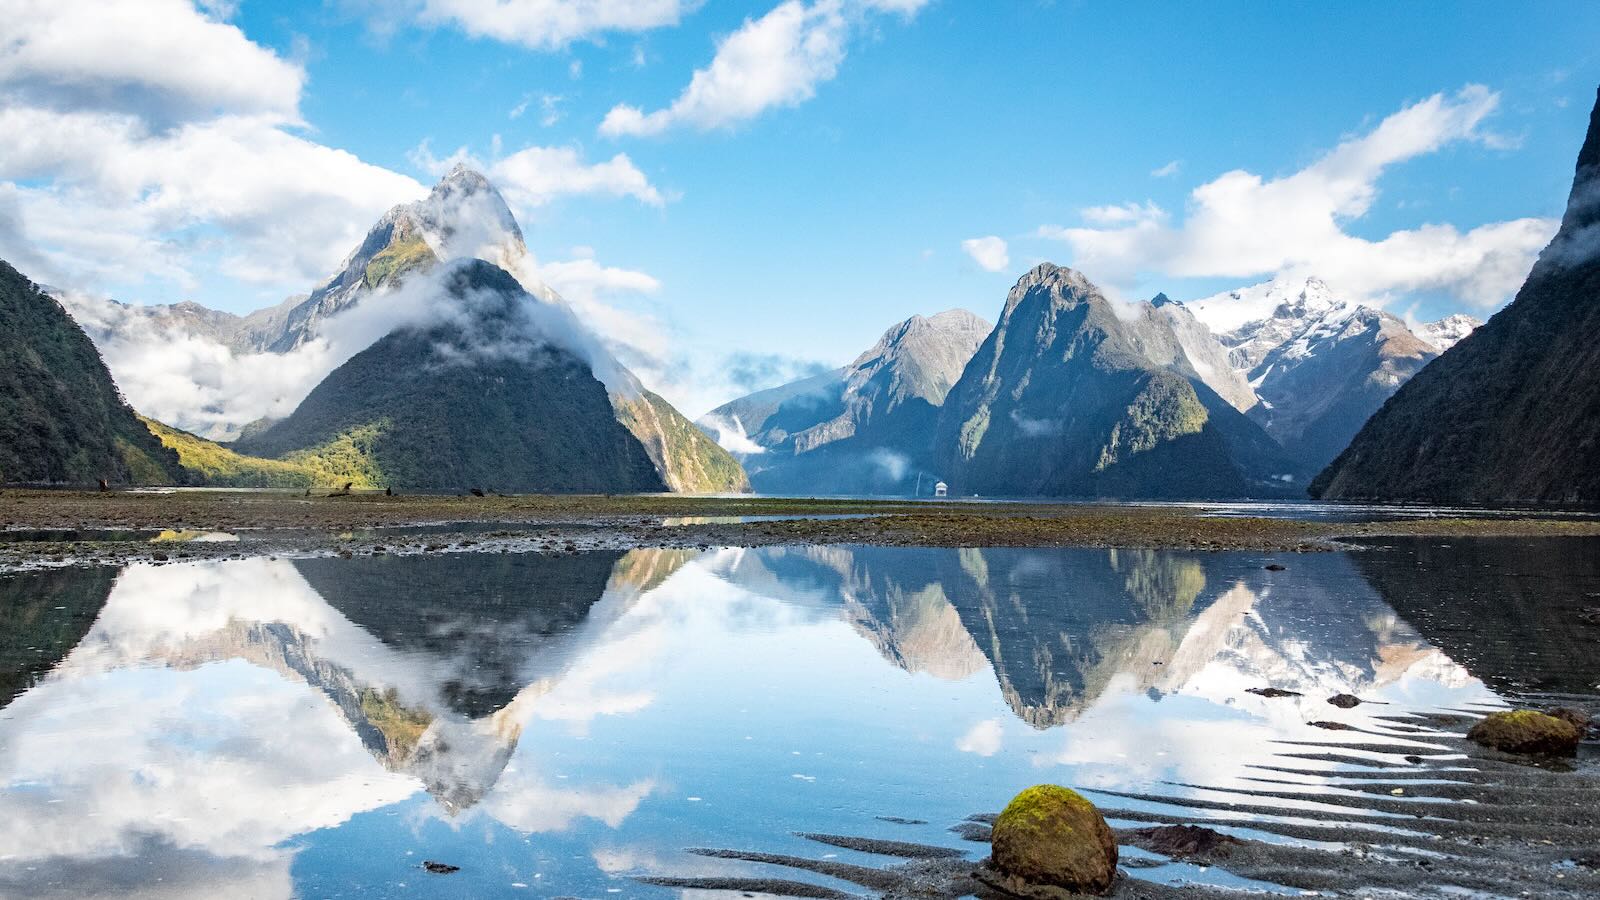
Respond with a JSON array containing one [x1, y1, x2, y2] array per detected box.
[[1312, 86, 1600, 506]]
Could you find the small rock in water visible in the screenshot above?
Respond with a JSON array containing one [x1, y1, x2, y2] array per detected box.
[[1246, 687, 1302, 698], [1327, 693, 1362, 708], [1467, 710, 1581, 756], [1308, 720, 1354, 731], [422, 861, 460, 874], [979, 784, 1117, 897], [1263, 563, 1287, 571], [1547, 706, 1591, 732], [1130, 824, 1242, 859]]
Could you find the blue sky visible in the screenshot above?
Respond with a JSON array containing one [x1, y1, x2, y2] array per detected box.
[[3, 1, 1598, 415]]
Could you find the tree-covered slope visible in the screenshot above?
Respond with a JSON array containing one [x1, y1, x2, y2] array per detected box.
[[1311, 87, 1600, 507], [141, 416, 320, 488], [0, 259, 182, 485], [235, 261, 666, 493]]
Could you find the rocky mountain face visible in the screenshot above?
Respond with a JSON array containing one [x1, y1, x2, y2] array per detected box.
[[1313, 88, 1600, 506], [234, 260, 669, 493], [0, 259, 182, 485], [935, 264, 1297, 499], [705, 309, 990, 494], [1186, 277, 1479, 472]]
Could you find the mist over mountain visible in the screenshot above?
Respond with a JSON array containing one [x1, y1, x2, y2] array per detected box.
[[62, 166, 746, 493], [0, 259, 182, 485], [704, 309, 989, 495], [936, 264, 1298, 499], [1313, 87, 1600, 506], [234, 260, 668, 492]]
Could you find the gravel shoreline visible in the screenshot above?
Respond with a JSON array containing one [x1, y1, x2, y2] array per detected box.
[[3, 489, 1599, 570]]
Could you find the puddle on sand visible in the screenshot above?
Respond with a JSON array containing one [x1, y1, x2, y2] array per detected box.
[[0, 538, 1595, 898]]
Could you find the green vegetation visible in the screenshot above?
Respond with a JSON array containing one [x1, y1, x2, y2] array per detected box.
[[360, 686, 434, 761], [615, 389, 749, 493], [143, 416, 317, 487], [280, 421, 389, 488], [1095, 375, 1208, 471], [363, 233, 435, 290], [0, 258, 183, 485]]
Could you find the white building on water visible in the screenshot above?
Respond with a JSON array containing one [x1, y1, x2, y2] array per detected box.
[[933, 481, 948, 498]]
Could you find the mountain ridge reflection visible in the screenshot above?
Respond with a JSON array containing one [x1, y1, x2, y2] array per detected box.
[[0, 542, 1540, 899]]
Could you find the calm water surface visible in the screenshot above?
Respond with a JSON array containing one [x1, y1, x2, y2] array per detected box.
[[1, 538, 1596, 898]]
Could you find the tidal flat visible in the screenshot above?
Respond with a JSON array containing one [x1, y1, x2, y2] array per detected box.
[[2, 488, 1599, 569]]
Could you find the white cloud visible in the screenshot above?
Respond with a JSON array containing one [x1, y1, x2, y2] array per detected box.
[[0, 105, 425, 295], [411, 141, 664, 208], [1078, 200, 1166, 227], [599, 0, 926, 137], [960, 235, 1009, 272], [955, 718, 1002, 756], [407, 0, 697, 50], [1151, 159, 1181, 178], [0, 0, 427, 299], [0, 0, 304, 126], [1040, 86, 1557, 311]]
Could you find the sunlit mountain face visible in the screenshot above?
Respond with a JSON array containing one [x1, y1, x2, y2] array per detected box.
[[2, 540, 1594, 898]]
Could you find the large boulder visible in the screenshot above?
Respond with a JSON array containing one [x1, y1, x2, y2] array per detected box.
[[1467, 710, 1581, 756], [983, 784, 1118, 897]]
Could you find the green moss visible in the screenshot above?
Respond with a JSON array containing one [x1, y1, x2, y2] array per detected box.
[[990, 784, 1118, 894], [1467, 709, 1581, 755]]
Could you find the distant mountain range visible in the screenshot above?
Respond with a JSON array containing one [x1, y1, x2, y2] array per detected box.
[[1313, 86, 1600, 506], [0, 259, 182, 485], [703, 309, 989, 494], [707, 264, 1482, 500]]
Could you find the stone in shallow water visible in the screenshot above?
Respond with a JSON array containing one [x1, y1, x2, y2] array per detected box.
[[1246, 687, 1302, 698], [1467, 710, 1581, 756], [981, 784, 1117, 897], [1129, 824, 1242, 859], [1327, 693, 1362, 708]]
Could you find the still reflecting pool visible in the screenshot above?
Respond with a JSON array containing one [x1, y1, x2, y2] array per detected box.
[[1, 539, 1595, 897]]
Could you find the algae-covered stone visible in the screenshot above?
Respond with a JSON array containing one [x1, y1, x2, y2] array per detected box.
[[1467, 710, 1581, 756], [986, 784, 1117, 896]]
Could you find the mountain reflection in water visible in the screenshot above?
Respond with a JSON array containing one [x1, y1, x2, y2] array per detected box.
[[0, 539, 1591, 898]]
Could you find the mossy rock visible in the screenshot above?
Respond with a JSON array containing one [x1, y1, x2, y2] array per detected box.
[[1467, 710, 1581, 756], [982, 784, 1117, 897]]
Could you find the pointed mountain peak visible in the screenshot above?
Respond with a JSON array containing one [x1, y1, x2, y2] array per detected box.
[[1005, 263, 1107, 313], [1150, 292, 1175, 307]]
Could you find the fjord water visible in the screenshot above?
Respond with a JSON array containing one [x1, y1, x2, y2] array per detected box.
[[1, 539, 1595, 898]]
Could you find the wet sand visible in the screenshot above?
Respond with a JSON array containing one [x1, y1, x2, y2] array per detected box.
[[3, 488, 1599, 570]]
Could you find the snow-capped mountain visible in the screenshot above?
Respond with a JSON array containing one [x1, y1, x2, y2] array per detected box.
[[1183, 277, 1480, 471], [1417, 313, 1480, 353]]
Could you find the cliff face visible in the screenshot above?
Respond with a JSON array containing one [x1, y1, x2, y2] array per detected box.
[[1312, 87, 1600, 506]]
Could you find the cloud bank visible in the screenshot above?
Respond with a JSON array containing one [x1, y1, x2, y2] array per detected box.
[[1038, 86, 1557, 310]]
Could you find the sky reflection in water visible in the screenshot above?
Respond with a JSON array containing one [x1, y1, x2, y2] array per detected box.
[[1, 540, 1581, 898]]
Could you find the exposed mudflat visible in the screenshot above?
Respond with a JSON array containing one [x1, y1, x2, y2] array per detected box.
[[3, 489, 1598, 570]]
